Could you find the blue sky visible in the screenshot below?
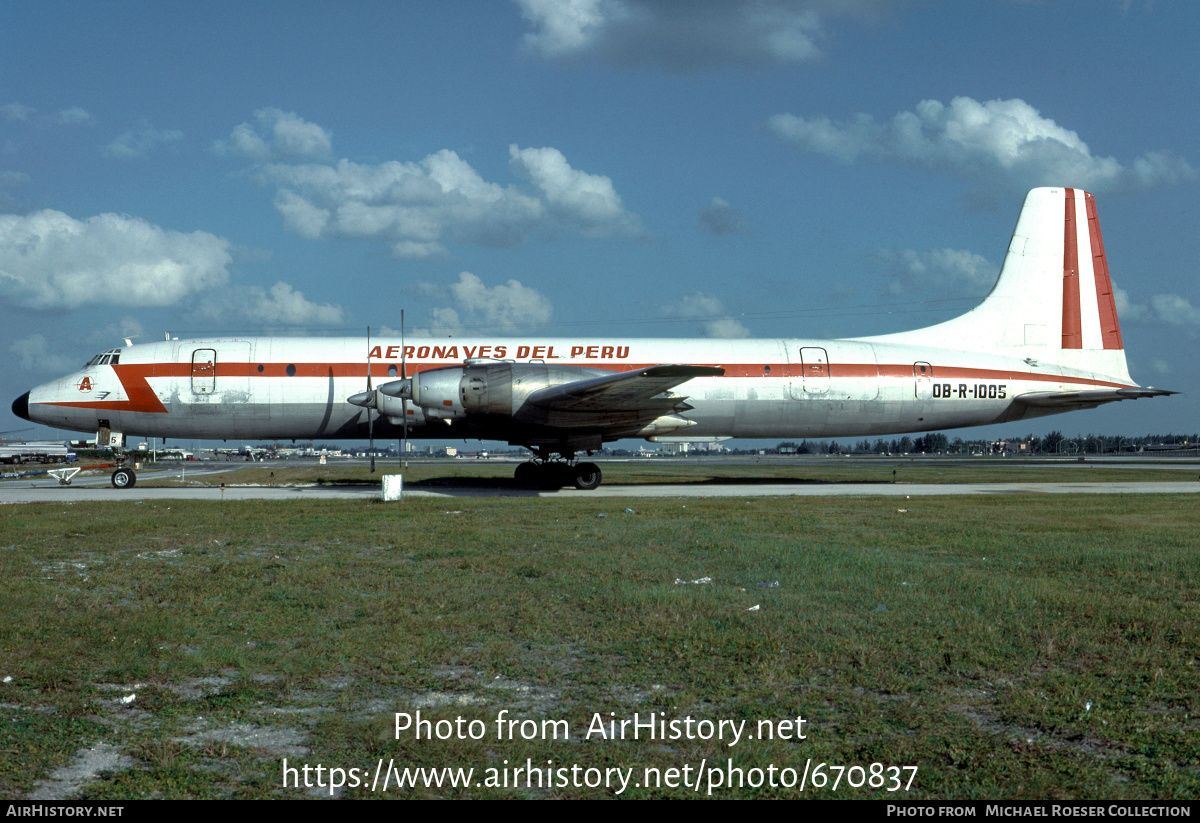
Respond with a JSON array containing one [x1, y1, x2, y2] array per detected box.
[[3, 1, 1197, 444]]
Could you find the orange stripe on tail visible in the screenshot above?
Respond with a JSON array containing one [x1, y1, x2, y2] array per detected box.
[[1085, 192, 1124, 350], [1062, 188, 1083, 349]]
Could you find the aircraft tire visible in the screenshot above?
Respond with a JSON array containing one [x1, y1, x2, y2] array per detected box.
[[538, 464, 570, 490], [573, 462, 602, 491], [514, 462, 538, 487], [111, 468, 137, 489]]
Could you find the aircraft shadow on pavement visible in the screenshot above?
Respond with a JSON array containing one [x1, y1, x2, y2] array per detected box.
[[404, 474, 894, 489]]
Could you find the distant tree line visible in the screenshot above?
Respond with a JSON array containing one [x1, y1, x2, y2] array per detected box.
[[773, 431, 1198, 456]]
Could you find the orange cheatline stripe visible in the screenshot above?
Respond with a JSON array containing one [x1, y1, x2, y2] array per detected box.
[[1062, 188, 1083, 349], [1085, 192, 1124, 350]]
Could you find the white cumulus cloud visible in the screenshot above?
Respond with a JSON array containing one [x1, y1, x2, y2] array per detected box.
[[0, 210, 231, 310], [2, 103, 92, 126], [698, 197, 748, 236], [9, 334, 80, 374], [1106, 286, 1200, 330], [55, 107, 92, 126], [1, 103, 35, 122], [1112, 284, 1149, 323], [874, 247, 997, 296], [508, 144, 641, 236], [415, 271, 553, 334], [1149, 293, 1200, 327], [518, 0, 612, 57], [214, 108, 332, 161], [200, 281, 347, 327], [255, 144, 641, 257], [769, 96, 1197, 194], [517, 0, 860, 69], [89, 317, 146, 346], [662, 292, 750, 338], [104, 122, 184, 159]]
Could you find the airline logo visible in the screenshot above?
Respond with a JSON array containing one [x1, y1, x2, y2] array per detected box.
[[76, 377, 93, 393], [366, 344, 633, 361], [1062, 189, 1123, 350]]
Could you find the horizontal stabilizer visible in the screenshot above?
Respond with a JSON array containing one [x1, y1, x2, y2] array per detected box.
[[1014, 387, 1177, 408]]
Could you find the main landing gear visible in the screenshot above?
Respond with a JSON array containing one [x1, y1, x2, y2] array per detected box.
[[514, 459, 603, 490]]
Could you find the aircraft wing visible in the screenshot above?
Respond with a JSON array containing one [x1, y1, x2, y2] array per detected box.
[[1014, 387, 1177, 409], [525, 365, 724, 414]]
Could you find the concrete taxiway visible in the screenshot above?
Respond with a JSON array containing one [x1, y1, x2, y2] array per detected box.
[[3, 475, 1198, 503], [4, 455, 1198, 502]]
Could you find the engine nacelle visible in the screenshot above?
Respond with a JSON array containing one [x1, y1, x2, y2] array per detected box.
[[410, 367, 467, 420], [399, 362, 615, 419], [374, 391, 415, 424]]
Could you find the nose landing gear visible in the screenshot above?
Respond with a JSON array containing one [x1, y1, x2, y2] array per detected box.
[[111, 466, 137, 488], [101, 429, 136, 489]]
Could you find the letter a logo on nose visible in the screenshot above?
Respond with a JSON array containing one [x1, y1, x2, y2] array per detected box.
[[77, 377, 93, 393]]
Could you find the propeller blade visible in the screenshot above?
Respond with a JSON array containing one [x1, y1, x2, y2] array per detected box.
[[401, 309, 408, 469], [367, 326, 375, 473]]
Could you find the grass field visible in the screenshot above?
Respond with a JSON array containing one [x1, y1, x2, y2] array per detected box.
[[134, 456, 1199, 489], [1, 490, 1197, 799]]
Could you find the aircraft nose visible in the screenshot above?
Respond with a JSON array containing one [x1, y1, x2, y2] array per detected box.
[[12, 391, 30, 421]]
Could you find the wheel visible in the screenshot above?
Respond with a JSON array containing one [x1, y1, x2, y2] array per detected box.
[[10, 455, 20, 465], [538, 463, 571, 490], [572, 462, 602, 490], [514, 462, 538, 487], [111, 468, 137, 489]]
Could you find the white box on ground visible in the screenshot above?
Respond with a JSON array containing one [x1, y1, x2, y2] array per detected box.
[[381, 474, 403, 501]]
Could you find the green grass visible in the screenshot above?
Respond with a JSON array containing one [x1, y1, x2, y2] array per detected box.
[[1, 494, 1197, 798], [132, 457, 1198, 488]]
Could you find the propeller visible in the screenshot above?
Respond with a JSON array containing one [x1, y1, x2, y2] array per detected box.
[[400, 309, 408, 469], [349, 319, 412, 472], [367, 326, 375, 473]]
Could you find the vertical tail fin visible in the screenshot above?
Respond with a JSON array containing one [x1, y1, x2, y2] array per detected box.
[[870, 187, 1133, 383], [1060, 188, 1123, 350]]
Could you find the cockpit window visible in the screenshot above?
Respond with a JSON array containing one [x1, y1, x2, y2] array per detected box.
[[84, 349, 122, 368]]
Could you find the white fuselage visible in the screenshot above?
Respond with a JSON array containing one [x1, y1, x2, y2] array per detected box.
[[20, 333, 1130, 444]]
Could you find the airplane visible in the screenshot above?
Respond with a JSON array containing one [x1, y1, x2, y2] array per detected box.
[[11, 187, 1175, 490]]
